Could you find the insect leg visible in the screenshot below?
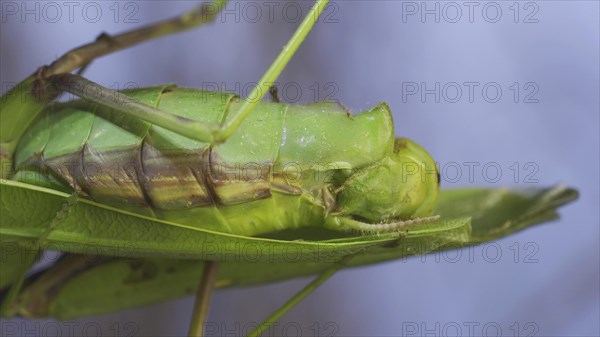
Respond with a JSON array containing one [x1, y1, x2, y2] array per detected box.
[[1, 1, 229, 178], [325, 215, 441, 233], [211, 0, 330, 144], [245, 236, 395, 337], [245, 265, 339, 337], [47, 0, 330, 145], [72, 33, 116, 77], [39, 0, 229, 80], [188, 261, 220, 337], [48, 73, 219, 143]]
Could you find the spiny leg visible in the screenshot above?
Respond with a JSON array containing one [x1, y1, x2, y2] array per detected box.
[[325, 215, 441, 233]]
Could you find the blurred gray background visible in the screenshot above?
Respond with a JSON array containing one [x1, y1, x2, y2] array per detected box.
[[1, 0, 598, 336]]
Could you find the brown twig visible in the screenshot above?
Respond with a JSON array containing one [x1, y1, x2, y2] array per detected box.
[[40, 0, 228, 79]]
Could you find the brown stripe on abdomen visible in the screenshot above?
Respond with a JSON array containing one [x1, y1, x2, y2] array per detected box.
[[28, 142, 303, 210], [140, 143, 213, 209], [207, 149, 274, 205], [43, 144, 149, 207]]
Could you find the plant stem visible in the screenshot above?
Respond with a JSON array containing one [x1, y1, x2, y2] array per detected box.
[[245, 266, 339, 337], [188, 261, 220, 337]]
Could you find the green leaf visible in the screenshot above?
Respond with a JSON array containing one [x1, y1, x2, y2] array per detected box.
[[0, 180, 403, 261], [1, 184, 577, 319], [434, 185, 578, 242], [0, 240, 32, 290]]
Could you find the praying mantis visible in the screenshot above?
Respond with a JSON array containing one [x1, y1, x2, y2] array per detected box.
[[0, 1, 578, 336]]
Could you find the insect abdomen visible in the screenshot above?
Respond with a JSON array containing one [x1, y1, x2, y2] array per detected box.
[[13, 86, 395, 235]]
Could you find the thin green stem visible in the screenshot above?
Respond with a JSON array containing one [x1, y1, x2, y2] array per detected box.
[[48, 0, 330, 146], [188, 261, 220, 337], [245, 266, 339, 337], [214, 0, 330, 143]]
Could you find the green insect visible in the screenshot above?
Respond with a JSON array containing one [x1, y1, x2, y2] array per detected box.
[[2, 0, 439, 237], [0, 0, 578, 335], [11, 84, 440, 236]]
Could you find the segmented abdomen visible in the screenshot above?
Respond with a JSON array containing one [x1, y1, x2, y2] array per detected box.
[[13, 86, 394, 234]]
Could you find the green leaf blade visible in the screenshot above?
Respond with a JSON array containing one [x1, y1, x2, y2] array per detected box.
[[1, 182, 578, 319]]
